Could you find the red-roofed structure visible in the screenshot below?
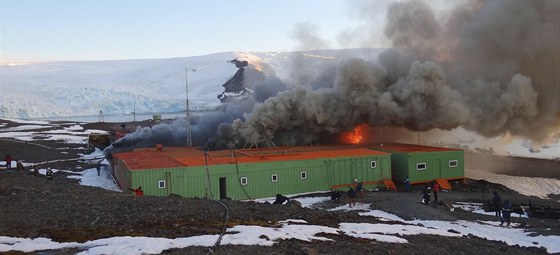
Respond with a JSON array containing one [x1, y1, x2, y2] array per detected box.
[[112, 145, 392, 199], [111, 143, 463, 199]]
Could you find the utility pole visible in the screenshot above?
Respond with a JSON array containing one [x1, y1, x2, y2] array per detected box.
[[133, 97, 136, 123], [204, 150, 210, 199], [185, 67, 192, 148]]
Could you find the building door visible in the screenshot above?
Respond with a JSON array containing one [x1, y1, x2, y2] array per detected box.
[[165, 172, 171, 196], [435, 159, 441, 179], [219, 177, 227, 200]]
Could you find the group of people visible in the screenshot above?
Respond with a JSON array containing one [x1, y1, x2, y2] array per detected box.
[[492, 191, 513, 226], [328, 181, 365, 208], [3, 154, 25, 172], [420, 180, 440, 205]]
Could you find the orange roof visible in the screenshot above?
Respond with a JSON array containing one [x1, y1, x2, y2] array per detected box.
[[113, 145, 389, 171], [369, 143, 461, 153]]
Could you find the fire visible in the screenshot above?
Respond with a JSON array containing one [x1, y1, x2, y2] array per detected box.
[[344, 125, 364, 144]]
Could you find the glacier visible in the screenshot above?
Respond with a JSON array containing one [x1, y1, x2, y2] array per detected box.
[[0, 49, 384, 119]]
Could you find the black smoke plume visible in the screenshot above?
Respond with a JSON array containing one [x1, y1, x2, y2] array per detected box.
[[211, 0, 559, 147]]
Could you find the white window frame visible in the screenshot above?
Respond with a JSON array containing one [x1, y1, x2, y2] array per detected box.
[[300, 171, 307, 180], [240, 177, 248, 186], [449, 160, 459, 168], [271, 174, 278, 183], [158, 180, 166, 189], [416, 163, 427, 171], [370, 160, 377, 169]]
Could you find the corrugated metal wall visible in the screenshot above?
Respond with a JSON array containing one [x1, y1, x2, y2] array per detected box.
[[122, 154, 392, 199], [211, 159, 329, 199], [391, 150, 464, 183], [326, 156, 391, 189]]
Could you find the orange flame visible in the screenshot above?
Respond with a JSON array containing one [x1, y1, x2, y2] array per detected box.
[[344, 125, 364, 144]]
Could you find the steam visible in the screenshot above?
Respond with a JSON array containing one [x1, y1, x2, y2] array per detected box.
[[212, 0, 559, 147]]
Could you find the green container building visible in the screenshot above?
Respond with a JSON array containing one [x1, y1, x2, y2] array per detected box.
[[369, 143, 464, 185], [112, 146, 392, 200]]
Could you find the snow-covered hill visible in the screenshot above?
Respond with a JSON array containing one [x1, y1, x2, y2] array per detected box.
[[0, 49, 384, 119]]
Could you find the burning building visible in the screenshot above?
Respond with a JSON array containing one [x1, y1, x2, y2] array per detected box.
[[110, 143, 465, 199], [106, 0, 554, 198], [111, 145, 393, 199]]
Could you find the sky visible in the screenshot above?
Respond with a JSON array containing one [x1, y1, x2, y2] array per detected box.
[[1, 118, 560, 254], [0, 0, 391, 63]]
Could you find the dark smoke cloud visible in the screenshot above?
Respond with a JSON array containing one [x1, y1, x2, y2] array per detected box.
[[253, 76, 287, 102], [107, 0, 559, 153], [103, 57, 290, 154], [104, 99, 256, 155], [211, 0, 559, 147]]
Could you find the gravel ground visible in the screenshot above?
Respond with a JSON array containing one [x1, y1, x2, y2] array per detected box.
[[1, 119, 559, 254]]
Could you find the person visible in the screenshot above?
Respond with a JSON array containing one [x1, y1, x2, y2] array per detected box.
[[16, 161, 24, 172], [273, 193, 289, 205], [46, 168, 53, 180], [355, 181, 364, 199], [492, 191, 502, 217], [330, 189, 341, 201], [4, 154, 13, 169], [501, 199, 512, 226], [129, 186, 144, 196], [421, 184, 431, 205], [96, 160, 102, 176], [347, 186, 357, 207], [404, 176, 411, 192], [33, 164, 39, 176], [432, 181, 440, 203]]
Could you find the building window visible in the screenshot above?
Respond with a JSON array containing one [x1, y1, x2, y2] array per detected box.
[[416, 163, 427, 171], [271, 174, 278, 183], [240, 177, 248, 186], [300, 171, 307, 179], [370, 160, 377, 169], [449, 160, 459, 167], [158, 180, 166, 189]]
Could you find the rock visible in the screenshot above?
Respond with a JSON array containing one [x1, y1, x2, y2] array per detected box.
[[258, 234, 270, 241], [286, 200, 302, 208]]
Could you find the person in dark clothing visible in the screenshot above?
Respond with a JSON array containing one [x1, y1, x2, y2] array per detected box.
[[96, 160, 102, 176], [356, 182, 364, 199], [421, 184, 431, 205], [492, 191, 502, 217], [46, 168, 53, 180], [33, 165, 39, 176], [347, 187, 357, 207], [330, 189, 341, 201], [404, 176, 411, 192], [501, 199, 512, 226], [273, 194, 289, 205], [16, 161, 24, 171]]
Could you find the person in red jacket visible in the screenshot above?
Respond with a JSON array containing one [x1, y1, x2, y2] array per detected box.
[[4, 154, 13, 169], [129, 186, 144, 196], [432, 181, 440, 203]]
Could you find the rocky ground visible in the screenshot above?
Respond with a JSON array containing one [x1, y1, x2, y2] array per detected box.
[[1, 119, 559, 254]]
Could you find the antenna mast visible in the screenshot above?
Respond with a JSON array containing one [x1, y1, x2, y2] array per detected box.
[[185, 67, 192, 147]]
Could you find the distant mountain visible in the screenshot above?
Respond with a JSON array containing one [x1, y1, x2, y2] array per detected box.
[[0, 49, 385, 119]]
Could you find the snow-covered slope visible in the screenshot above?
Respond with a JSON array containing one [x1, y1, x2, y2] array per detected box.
[[0, 49, 384, 119]]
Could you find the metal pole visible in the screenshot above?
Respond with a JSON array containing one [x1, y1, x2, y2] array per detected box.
[[204, 150, 210, 199], [133, 97, 136, 123], [186, 67, 192, 147]]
